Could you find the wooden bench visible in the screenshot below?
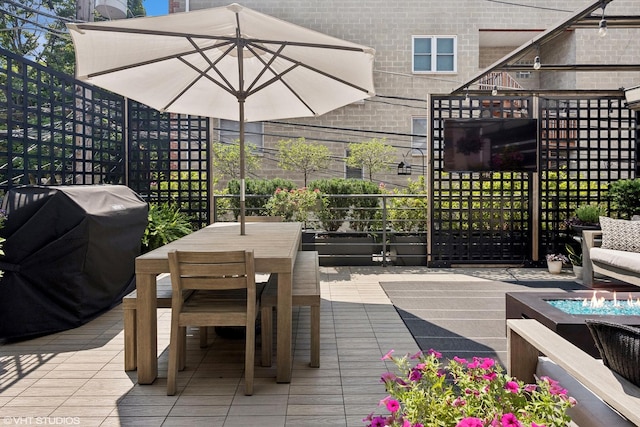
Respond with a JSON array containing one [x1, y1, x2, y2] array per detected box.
[[507, 318, 640, 426], [261, 250, 320, 368], [123, 275, 171, 371]]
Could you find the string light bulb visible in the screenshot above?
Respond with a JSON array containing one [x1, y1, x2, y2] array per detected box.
[[533, 56, 541, 70], [598, 18, 608, 37], [598, 2, 608, 37]]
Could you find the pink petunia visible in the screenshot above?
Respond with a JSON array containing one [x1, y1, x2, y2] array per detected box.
[[381, 372, 397, 383], [505, 381, 520, 393], [426, 348, 442, 358], [453, 356, 468, 364], [371, 416, 387, 427], [410, 351, 423, 359], [483, 372, 497, 381], [409, 369, 422, 382], [381, 349, 395, 361], [480, 358, 496, 369], [456, 417, 484, 427], [531, 423, 546, 427], [523, 384, 537, 393], [500, 413, 522, 427], [386, 399, 400, 412]]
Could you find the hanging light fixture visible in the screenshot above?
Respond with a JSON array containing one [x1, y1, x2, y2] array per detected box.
[[533, 56, 541, 70], [464, 87, 470, 102], [491, 85, 498, 96], [598, 2, 608, 37]]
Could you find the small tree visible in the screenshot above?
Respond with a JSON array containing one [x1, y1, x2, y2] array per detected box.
[[211, 141, 261, 181], [346, 138, 395, 181], [276, 138, 330, 186]]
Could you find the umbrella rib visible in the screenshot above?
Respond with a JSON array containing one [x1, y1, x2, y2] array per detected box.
[[186, 37, 238, 96], [175, 56, 237, 99], [246, 41, 373, 95], [243, 44, 285, 95], [84, 41, 234, 79]]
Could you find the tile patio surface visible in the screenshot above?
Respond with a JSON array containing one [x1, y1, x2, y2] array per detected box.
[[0, 266, 581, 427]]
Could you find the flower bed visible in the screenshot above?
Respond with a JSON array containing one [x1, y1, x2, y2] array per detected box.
[[364, 349, 575, 427]]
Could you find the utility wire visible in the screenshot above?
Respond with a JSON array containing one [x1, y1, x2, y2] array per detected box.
[[481, 0, 573, 13], [1, 0, 81, 23]]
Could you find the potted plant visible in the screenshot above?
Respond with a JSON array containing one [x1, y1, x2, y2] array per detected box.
[[607, 178, 640, 219], [564, 203, 607, 232], [565, 242, 583, 280], [387, 177, 428, 266], [365, 349, 575, 427], [545, 253, 569, 274]]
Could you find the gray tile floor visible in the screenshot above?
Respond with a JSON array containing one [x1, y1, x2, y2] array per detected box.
[[0, 266, 580, 426]]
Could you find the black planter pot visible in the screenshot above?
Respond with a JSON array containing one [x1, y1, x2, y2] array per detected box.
[[389, 233, 427, 266], [315, 232, 380, 266]]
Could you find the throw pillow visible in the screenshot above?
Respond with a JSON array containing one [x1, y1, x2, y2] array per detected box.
[[599, 216, 640, 253], [585, 319, 640, 387]]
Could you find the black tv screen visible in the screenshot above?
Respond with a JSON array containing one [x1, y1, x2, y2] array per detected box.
[[443, 118, 538, 172]]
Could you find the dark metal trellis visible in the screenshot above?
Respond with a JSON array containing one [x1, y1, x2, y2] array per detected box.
[[430, 94, 637, 266]]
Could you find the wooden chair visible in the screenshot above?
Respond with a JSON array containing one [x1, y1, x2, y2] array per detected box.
[[166, 250, 258, 396]]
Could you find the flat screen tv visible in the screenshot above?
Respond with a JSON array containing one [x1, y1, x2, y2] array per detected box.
[[443, 118, 538, 172]]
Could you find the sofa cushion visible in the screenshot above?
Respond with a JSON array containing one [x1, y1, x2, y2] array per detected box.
[[536, 357, 635, 427], [590, 247, 640, 274], [599, 216, 640, 253], [585, 320, 640, 387]]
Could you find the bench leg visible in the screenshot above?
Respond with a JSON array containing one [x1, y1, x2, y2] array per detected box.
[[507, 327, 539, 383], [310, 305, 320, 368], [124, 307, 137, 371], [200, 326, 208, 348], [261, 306, 273, 367]]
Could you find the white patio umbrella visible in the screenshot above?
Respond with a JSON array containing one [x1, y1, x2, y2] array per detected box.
[[67, 3, 375, 234]]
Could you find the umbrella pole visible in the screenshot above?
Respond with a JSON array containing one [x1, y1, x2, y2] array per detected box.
[[239, 98, 246, 235]]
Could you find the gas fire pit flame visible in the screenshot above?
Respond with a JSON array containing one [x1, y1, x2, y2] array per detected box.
[[582, 291, 640, 309]]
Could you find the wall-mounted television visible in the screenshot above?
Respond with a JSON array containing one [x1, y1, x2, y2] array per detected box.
[[443, 118, 538, 172]]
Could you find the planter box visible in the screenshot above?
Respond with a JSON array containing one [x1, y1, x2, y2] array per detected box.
[[389, 233, 427, 266], [315, 232, 380, 266]]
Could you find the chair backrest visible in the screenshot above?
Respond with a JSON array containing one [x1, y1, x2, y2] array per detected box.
[[245, 215, 283, 222], [167, 250, 256, 307]]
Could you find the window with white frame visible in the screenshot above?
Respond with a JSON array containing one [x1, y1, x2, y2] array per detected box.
[[412, 117, 427, 153], [412, 36, 456, 73], [219, 119, 264, 152]]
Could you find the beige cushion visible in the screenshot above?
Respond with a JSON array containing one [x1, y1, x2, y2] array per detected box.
[[536, 357, 635, 427], [590, 247, 640, 274], [600, 216, 640, 253]]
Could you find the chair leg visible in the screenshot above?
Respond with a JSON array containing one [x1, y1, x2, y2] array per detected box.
[[310, 305, 320, 368], [244, 320, 255, 396], [123, 306, 137, 371], [167, 323, 183, 396], [179, 326, 187, 371], [199, 326, 208, 348], [260, 306, 273, 367]]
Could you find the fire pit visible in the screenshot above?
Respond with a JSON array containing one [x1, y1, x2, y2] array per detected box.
[[506, 291, 640, 357]]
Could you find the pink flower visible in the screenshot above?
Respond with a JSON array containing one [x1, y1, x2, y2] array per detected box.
[[453, 356, 468, 364], [381, 349, 395, 361], [480, 358, 496, 369], [381, 372, 397, 383], [531, 423, 546, 427], [410, 351, 423, 359], [505, 381, 520, 393], [500, 413, 522, 427], [453, 397, 466, 407], [409, 369, 422, 382], [371, 416, 387, 427], [524, 384, 537, 393], [426, 348, 442, 358], [456, 417, 484, 427], [386, 399, 400, 412], [483, 372, 497, 381]]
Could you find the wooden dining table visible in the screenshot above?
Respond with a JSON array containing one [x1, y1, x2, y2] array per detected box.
[[134, 221, 302, 384]]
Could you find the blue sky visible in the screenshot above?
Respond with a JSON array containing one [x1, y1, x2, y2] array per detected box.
[[143, 1, 169, 16]]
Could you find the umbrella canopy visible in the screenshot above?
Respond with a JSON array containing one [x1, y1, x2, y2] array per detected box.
[[67, 3, 376, 233]]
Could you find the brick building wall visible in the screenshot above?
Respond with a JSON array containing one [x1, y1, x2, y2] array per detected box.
[[167, 0, 640, 189]]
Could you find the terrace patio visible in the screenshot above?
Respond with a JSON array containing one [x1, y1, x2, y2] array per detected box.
[[0, 266, 583, 427]]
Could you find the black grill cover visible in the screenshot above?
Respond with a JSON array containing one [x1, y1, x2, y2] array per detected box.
[[0, 185, 148, 340]]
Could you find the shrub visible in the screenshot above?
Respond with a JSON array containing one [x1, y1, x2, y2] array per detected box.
[[142, 202, 194, 253], [227, 178, 296, 217], [607, 178, 640, 219]]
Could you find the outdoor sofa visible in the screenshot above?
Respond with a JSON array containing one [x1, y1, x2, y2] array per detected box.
[[581, 217, 640, 288]]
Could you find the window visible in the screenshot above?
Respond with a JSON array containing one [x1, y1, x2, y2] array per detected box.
[[412, 117, 427, 152], [219, 119, 264, 152], [345, 149, 363, 179], [413, 36, 456, 73]]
